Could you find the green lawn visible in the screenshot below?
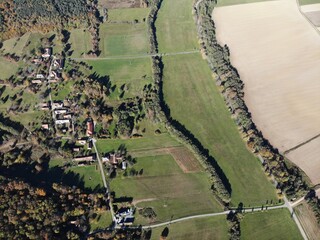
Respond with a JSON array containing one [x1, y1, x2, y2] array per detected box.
[[51, 80, 74, 101], [156, 0, 277, 206], [0, 57, 21, 79], [69, 28, 92, 58], [149, 216, 229, 240], [107, 8, 149, 22], [67, 165, 103, 190], [86, 58, 152, 99], [215, 0, 275, 7], [299, 0, 320, 5], [96, 133, 182, 154], [89, 210, 113, 231], [1, 32, 30, 55], [99, 22, 149, 57], [111, 154, 223, 224], [241, 209, 303, 240]]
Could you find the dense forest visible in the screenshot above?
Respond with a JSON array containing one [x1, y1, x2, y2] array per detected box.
[[0, 179, 107, 239], [0, 0, 97, 40]]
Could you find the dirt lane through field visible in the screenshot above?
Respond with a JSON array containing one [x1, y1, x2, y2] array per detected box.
[[214, 0, 320, 184]]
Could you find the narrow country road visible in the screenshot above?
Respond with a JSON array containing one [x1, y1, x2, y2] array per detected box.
[[92, 138, 108, 190], [141, 204, 287, 229], [70, 50, 199, 61], [92, 138, 116, 221]]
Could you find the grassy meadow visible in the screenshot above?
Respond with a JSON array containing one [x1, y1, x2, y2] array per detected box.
[[155, 0, 198, 53], [0, 57, 21, 79], [157, 0, 278, 206], [107, 8, 149, 22], [99, 23, 149, 57], [299, 0, 320, 5], [96, 133, 182, 154], [69, 28, 92, 58], [110, 154, 223, 224], [241, 209, 303, 240], [86, 58, 152, 99], [149, 215, 229, 240]]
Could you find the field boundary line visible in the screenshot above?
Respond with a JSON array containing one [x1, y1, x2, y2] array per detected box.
[[284, 133, 320, 154], [295, 0, 320, 35]]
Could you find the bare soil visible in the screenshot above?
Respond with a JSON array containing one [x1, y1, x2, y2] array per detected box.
[[214, 0, 320, 184], [295, 201, 320, 240], [305, 11, 320, 26]]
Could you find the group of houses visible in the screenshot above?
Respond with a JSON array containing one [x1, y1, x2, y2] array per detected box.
[[30, 47, 64, 85]]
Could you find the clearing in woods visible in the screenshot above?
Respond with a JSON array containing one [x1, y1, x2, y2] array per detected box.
[[295, 201, 320, 240], [214, 0, 320, 184]]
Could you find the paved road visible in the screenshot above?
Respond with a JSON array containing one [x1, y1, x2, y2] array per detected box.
[[70, 50, 199, 61]]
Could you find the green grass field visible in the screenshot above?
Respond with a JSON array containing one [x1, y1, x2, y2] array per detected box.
[[1, 32, 30, 55], [0, 57, 21, 79], [215, 0, 274, 7], [150, 216, 229, 240], [107, 8, 149, 22], [69, 28, 92, 58], [162, 53, 277, 206], [299, 0, 320, 5], [89, 210, 113, 231], [51, 80, 75, 101], [111, 154, 223, 224], [99, 23, 149, 57], [96, 133, 181, 154], [67, 165, 103, 190], [157, 0, 278, 206], [241, 209, 303, 240], [86, 58, 152, 99], [155, 0, 198, 53]]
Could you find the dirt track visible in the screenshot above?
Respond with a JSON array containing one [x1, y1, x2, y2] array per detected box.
[[214, 0, 320, 184]]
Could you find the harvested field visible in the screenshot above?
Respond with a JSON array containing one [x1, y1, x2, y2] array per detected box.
[[295, 201, 320, 240], [287, 137, 320, 184], [131, 147, 202, 173], [214, 0, 320, 183], [99, 0, 145, 9], [304, 11, 320, 26], [167, 147, 202, 173]]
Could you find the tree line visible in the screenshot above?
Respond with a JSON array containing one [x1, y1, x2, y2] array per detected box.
[[195, 0, 308, 199], [143, 0, 231, 205]]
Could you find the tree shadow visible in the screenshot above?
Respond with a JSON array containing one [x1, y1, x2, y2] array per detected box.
[[161, 227, 169, 238]]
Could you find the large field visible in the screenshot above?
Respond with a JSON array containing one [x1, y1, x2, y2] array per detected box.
[[110, 154, 223, 224], [214, 0, 320, 184], [241, 209, 303, 240], [87, 58, 152, 99], [295, 201, 320, 240], [149, 215, 229, 240], [157, 0, 279, 207]]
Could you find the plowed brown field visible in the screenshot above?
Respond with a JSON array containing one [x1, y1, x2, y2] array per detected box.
[[214, 0, 320, 184]]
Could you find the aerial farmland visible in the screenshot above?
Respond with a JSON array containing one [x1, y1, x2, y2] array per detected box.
[[214, 0, 320, 184]]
